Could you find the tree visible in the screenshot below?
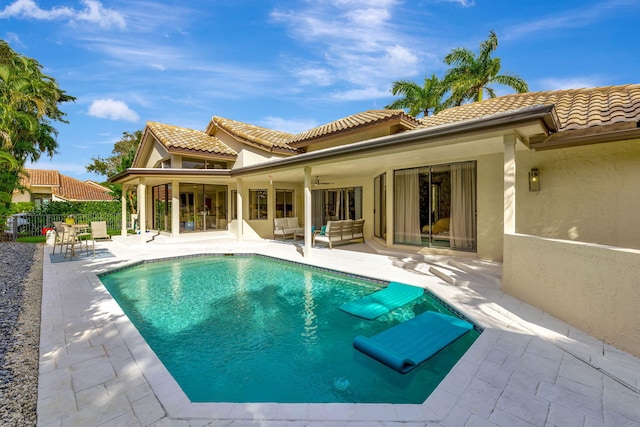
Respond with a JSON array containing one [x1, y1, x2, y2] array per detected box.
[[86, 130, 142, 177], [385, 74, 447, 117], [86, 130, 142, 213], [0, 40, 75, 210], [443, 30, 528, 105]]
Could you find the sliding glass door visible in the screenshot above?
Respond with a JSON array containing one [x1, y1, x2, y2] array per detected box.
[[311, 187, 363, 228], [393, 161, 476, 250]]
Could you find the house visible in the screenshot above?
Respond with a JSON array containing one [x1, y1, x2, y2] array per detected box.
[[110, 84, 640, 356], [13, 169, 114, 206]]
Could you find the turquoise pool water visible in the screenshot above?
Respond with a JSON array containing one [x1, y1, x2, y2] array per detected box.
[[100, 255, 479, 403]]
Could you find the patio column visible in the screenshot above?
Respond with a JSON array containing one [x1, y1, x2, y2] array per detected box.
[[138, 179, 147, 243], [171, 180, 179, 238], [236, 178, 243, 241], [504, 134, 517, 234], [121, 184, 128, 236], [304, 167, 312, 258]]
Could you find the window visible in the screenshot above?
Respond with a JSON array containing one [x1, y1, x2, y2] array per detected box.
[[249, 189, 268, 220], [230, 190, 237, 220], [275, 189, 294, 218], [394, 161, 476, 250]]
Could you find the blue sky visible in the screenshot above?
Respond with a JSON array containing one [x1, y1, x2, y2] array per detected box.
[[2, 0, 639, 182]]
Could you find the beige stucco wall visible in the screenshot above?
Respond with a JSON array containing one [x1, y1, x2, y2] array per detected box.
[[503, 233, 640, 357], [516, 138, 640, 250], [476, 153, 505, 261]]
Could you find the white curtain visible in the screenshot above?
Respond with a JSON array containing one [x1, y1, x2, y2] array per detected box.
[[450, 162, 476, 249], [394, 168, 422, 245]]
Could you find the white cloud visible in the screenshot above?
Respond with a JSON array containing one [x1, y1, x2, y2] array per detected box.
[[88, 99, 140, 122], [0, 0, 126, 29], [329, 86, 391, 101], [271, 1, 425, 94], [258, 117, 320, 134], [538, 77, 600, 91], [438, 0, 475, 7]]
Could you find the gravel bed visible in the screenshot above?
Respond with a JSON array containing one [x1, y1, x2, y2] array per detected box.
[[0, 243, 41, 427]]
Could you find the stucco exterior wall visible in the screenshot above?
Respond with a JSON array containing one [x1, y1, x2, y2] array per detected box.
[[516, 138, 640, 250], [476, 153, 504, 261], [503, 233, 640, 357]]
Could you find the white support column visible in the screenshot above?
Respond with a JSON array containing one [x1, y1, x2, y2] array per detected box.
[[304, 167, 312, 258], [236, 178, 243, 241], [138, 179, 147, 243], [121, 184, 128, 236], [504, 134, 517, 235], [171, 180, 180, 238]]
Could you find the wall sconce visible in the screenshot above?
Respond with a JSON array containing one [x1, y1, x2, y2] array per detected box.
[[528, 168, 540, 192], [268, 174, 273, 185]]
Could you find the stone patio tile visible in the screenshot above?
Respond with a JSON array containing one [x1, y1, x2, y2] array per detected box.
[[602, 377, 640, 423], [502, 350, 560, 385], [274, 403, 309, 420], [475, 359, 511, 389], [546, 402, 586, 426], [131, 393, 166, 425], [65, 392, 131, 427], [558, 356, 605, 389], [307, 403, 356, 421], [464, 415, 499, 427], [536, 380, 603, 422], [488, 408, 537, 427], [424, 388, 459, 419], [456, 378, 502, 418], [69, 354, 116, 392], [495, 385, 549, 426], [440, 404, 471, 426], [37, 389, 76, 424]]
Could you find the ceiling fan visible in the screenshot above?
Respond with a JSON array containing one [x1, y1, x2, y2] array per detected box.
[[314, 176, 334, 186]]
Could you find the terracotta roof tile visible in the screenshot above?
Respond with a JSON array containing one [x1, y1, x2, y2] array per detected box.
[[419, 84, 640, 132], [289, 109, 420, 145], [148, 122, 237, 157], [22, 169, 114, 201], [21, 169, 60, 187], [211, 117, 297, 154]]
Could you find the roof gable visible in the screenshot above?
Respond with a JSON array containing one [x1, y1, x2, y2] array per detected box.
[[147, 122, 237, 158], [208, 117, 297, 155]]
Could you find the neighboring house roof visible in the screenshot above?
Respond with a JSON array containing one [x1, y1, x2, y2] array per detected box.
[[21, 169, 114, 201], [289, 109, 421, 147], [147, 121, 237, 158], [419, 84, 640, 148], [208, 117, 298, 155]]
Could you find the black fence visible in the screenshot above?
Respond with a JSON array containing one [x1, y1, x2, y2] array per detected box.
[[3, 213, 123, 240]]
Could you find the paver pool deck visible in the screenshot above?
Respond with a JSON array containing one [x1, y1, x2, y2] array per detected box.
[[37, 233, 640, 426]]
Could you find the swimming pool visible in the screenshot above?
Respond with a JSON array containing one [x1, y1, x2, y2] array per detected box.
[[99, 254, 479, 404]]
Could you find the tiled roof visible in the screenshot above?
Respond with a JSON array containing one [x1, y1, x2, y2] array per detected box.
[[22, 169, 114, 201], [289, 109, 420, 146], [211, 117, 297, 154], [23, 169, 60, 187], [148, 122, 237, 157], [419, 84, 640, 132]]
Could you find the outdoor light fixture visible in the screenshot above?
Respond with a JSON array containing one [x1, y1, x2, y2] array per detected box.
[[529, 168, 540, 192]]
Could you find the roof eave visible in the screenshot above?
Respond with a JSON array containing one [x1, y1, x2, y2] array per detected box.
[[234, 104, 557, 176]]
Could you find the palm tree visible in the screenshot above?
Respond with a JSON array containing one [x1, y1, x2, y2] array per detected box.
[[385, 74, 447, 117], [443, 30, 528, 105]]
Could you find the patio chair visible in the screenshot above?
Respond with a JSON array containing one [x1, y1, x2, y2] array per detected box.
[[90, 221, 111, 241]]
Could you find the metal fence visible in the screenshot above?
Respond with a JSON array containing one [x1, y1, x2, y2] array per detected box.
[[3, 213, 123, 240]]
